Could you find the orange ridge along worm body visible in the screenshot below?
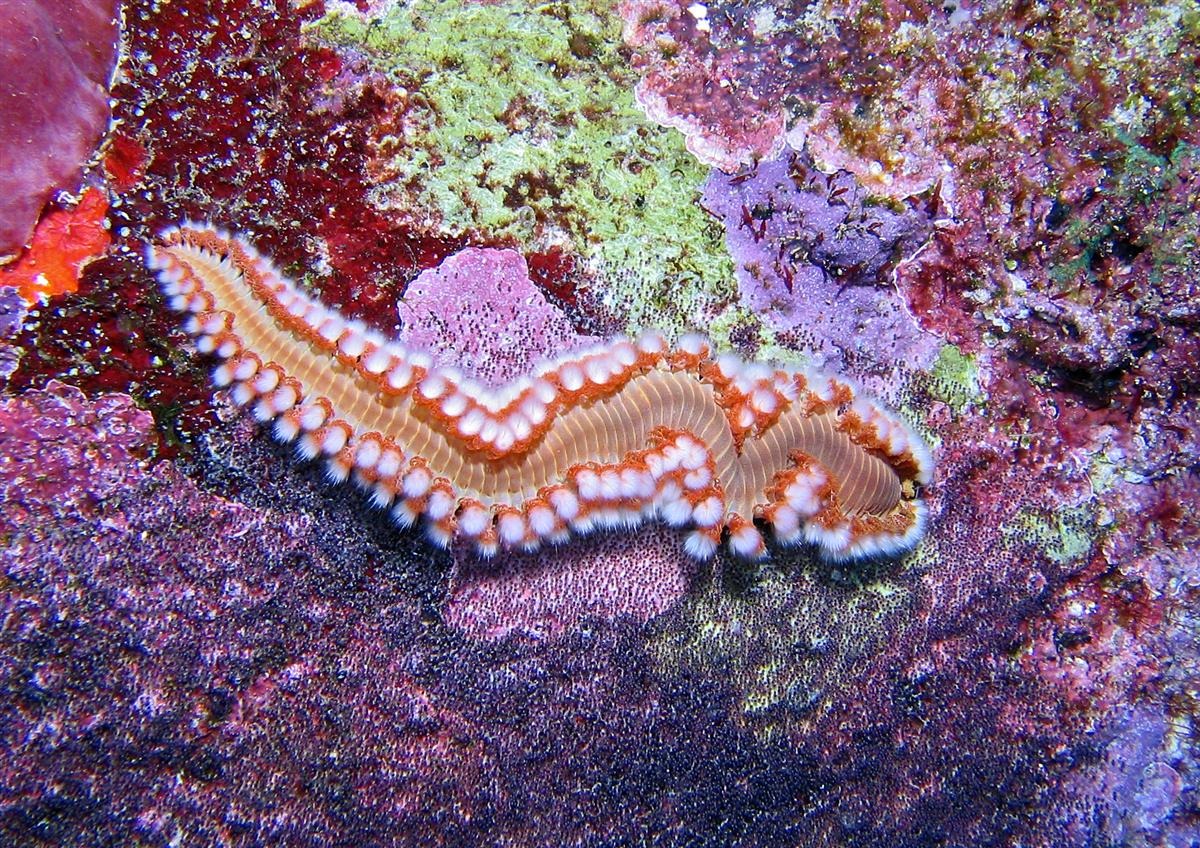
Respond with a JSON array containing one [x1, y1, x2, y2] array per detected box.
[[147, 223, 933, 561]]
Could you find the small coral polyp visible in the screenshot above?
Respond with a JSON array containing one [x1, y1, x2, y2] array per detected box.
[[148, 224, 933, 561]]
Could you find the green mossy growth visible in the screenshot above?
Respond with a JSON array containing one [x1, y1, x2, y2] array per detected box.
[[1003, 505, 1097, 566], [928, 344, 982, 415], [307, 0, 736, 340]]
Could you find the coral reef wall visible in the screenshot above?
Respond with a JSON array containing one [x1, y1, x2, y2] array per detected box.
[[2, 0, 1198, 846]]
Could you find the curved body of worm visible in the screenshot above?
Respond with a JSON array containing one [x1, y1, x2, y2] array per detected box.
[[147, 223, 933, 561]]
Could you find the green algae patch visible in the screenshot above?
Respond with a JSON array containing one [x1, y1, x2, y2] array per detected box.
[[928, 344, 982, 415], [306, 0, 735, 340], [1003, 505, 1096, 566], [652, 563, 916, 741]]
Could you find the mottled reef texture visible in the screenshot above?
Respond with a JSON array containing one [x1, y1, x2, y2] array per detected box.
[[2, 0, 1199, 846]]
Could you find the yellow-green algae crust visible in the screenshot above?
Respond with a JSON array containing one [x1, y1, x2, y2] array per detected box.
[[652, 561, 918, 741], [928, 344, 983, 415], [305, 0, 736, 340], [1002, 505, 1098, 567]]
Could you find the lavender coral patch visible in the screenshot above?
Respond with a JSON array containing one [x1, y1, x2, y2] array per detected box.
[[703, 148, 934, 374]]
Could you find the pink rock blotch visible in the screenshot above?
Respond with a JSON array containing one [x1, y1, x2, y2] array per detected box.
[[0, 0, 120, 263], [0, 379, 153, 527], [445, 527, 696, 640], [397, 246, 598, 386]]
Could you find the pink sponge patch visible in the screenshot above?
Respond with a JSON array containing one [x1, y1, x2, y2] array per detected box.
[[0, 0, 119, 263], [445, 526, 695, 641], [397, 246, 597, 386]]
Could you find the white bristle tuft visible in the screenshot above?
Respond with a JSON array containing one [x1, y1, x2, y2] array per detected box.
[[325, 456, 351, 483], [355, 437, 382, 470], [402, 467, 432, 499], [386, 360, 414, 392], [637, 330, 666, 354], [233, 357, 259, 381], [321, 426, 348, 455], [253, 369, 280, 394], [717, 353, 742, 379], [425, 489, 455, 521], [318, 317, 346, 344], [273, 416, 301, 443], [510, 413, 533, 441], [804, 522, 852, 555], [533, 380, 557, 404], [418, 373, 447, 400], [493, 424, 515, 452], [363, 348, 392, 375], [584, 357, 611, 385], [684, 466, 712, 490], [678, 333, 707, 356], [770, 505, 802, 544], [338, 331, 367, 359], [299, 404, 327, 431], [391, 501, 418, 529], [269, 386, 298, 415], [498, 512, 527, 546], [521, 398, 548, 426], [575, 470, 601, 501], [426, 524, 453, 550], [599, 469, 622, 501], [442, 393, 468, 417], [560, 363, 585, 392], [683, 529, 718, 560], [661, 498, 693, 527], [458, 505, 490, 537], [750, 388, 778, 415], [528, 505, 557, 537], [231, 383, 255, 406], [549, 488, 579, 521], [458, 408, 485, 437], [370, 482, 396, 509], [729, 523, 766, 559], [692, 496, 724, 527], [377, 448, 403, 480], [613, 342, 638, 367]]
